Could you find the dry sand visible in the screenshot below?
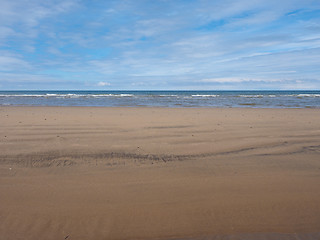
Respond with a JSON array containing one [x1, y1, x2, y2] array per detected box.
[[0, 107, 320, 240]]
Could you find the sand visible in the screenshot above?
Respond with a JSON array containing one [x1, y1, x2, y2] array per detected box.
[[0, 106, 320, 240]]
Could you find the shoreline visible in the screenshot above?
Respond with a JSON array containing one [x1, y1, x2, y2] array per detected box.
[[1, 107, 320, 239]]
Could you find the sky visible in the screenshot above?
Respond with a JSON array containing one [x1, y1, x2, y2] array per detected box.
[[1, 0, 320, 90]]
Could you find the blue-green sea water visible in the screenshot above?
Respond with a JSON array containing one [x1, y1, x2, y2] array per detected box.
[[0, 90, 319, 108]]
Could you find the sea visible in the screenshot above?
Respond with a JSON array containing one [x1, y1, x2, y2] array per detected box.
[[0, 90, 319, 108]]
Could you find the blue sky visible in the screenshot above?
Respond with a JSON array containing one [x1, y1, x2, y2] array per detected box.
[[1, 0, 320, 90]]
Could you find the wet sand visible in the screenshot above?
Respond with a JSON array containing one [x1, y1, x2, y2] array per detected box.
[[0, 107, 320, 240]]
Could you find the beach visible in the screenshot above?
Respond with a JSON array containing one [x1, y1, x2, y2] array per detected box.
[[1, 106, 320, 240]]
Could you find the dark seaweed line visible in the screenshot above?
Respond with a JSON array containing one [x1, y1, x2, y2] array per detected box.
[[255, 144, 320, 157], [1, 143, 319, 167], [0, 152, 189, 167]]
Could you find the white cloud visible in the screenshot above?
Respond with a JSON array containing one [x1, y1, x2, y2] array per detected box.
[[97, 81, 111, 86], [199, 77, 282, 83]]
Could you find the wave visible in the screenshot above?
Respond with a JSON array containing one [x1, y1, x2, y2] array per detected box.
[[239, 94, 276, 97], [191, 94, 219, 97], [1, 93, 320, 98], [297, 94, 320, 97], [159, 95, 178, 97], [0, 93, 135, 98]]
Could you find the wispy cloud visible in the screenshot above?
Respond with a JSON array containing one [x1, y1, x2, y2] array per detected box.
[[0, 0, 320, 89], [0, 51, 31, 71]]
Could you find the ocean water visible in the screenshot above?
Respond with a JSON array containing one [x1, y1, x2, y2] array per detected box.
[[0, 90, 319, 108]]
